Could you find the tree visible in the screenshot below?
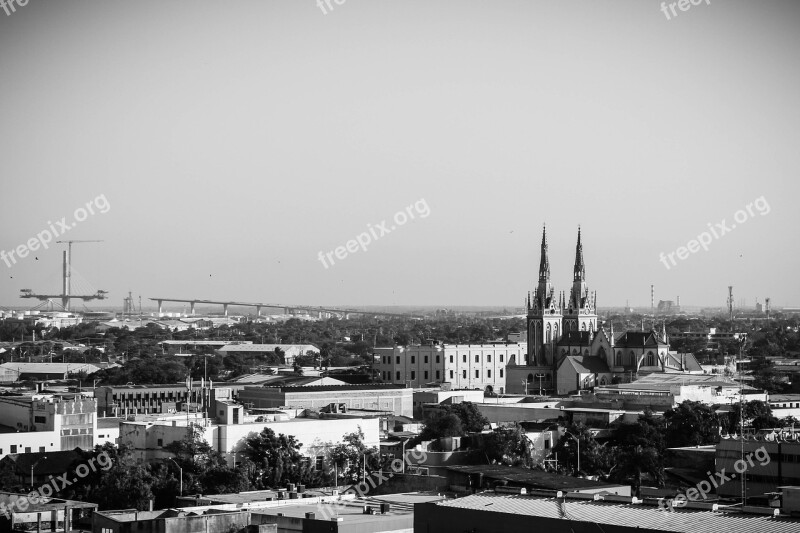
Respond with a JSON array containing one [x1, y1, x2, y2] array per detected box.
[[329, 428, 381, 485], [607, 411, 666, 496], [444, 402, 489, 433], [610, 445, 664, 497], [663, 401, 719, 447], [471, 425, 536, 467], [550, 423, 611, 476], [726, 400, 780, 433], [417, 412, 463, 443], [243, 427, 326, 488], [93, 446, 156, 510]]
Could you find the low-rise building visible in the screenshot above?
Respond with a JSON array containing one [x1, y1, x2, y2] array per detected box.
[[414, 490, 800, 533], [119, 413, 380, 469], [592, 374, 765, 409], [95, 383, 246, 417], [0, 394, 96, 459], [0, 363, 102, 383], [92, 508, 256, 533], [215, 344, 320, 365], [768, 394, 800, 420], [238, 383, 412, 418]]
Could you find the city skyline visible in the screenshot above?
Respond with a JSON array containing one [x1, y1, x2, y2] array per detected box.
[[1, 1, 799, 309]]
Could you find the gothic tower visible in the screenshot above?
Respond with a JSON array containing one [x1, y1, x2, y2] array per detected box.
[[563, 227, 597, 333], [527, 226, 563, 366]]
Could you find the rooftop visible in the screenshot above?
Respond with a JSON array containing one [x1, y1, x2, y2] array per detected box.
[[446, 465, 627, 491], [432, 492, 800, 533]]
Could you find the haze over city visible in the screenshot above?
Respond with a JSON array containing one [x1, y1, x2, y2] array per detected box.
[[2, 0, 799, 309]]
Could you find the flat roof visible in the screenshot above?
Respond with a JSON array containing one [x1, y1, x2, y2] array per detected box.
[[252, 492, 444, 523], [446, 465, 626, 491], [432, 493, 800, 533]]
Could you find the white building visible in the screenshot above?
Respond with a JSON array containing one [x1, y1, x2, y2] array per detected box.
[[375, 343, 526, 394], [0, 394, 97, 459], [119, 414, 379, 468]]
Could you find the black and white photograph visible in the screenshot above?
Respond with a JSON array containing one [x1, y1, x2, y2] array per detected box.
[[1, 1, 799, 532]]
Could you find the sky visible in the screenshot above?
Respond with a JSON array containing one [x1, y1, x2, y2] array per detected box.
[[1, 0, 799, 311]]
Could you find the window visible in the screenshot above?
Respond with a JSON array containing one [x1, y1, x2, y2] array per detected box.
[[450, 370, 454, 378], [157, 439, 163, 447], [436, 371, 440, 379], [487, 354, 491, 362], [475, 354, 479, 363], [615, 351, 622, 366], [449, 355, 454, 363], [34, 416, 46, 424], [544, 440, 551, 450], [424, 371, 429, 379], [411, 371, 416, 379], [462, 370, 467, 379], [316, 456, 324, 471], [436, 355, 440, 363], [487, 370, 492, 378], [396, 356, 400, 364], [463, 354, 467, 363], [39, 447, 45, 453], [500, 369, 504, 378], [500, 354, 504, 362], [396, 372, 400, 380], [411, 356, 415, 363], [25, 447, 31, 453], [424, 356, 428, 363]]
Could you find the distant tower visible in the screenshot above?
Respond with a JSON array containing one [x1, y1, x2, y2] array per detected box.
[[727, 286, 734, 322], [765, 297, 771, 319], [527, 226, 563, 366], [564, 227, 597, 333], [651, 285, 655, 311]]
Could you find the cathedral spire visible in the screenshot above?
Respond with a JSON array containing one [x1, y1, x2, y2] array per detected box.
[[573, 226, 585, 282], [539, 225, 550, 283]]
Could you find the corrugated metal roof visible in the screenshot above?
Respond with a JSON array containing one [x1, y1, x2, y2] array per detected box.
[[435, 493, 800, 533]]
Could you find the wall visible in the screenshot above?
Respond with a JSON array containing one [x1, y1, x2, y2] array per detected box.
[[219, 418, 380, 466], [0, 430, 60, 458]]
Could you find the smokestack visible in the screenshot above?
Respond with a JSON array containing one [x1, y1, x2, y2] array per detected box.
[[651, 285, 654, 310]]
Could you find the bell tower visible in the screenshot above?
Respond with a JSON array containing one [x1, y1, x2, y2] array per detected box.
[[563, 226, 597, 333], [527, 226, 563, 366]]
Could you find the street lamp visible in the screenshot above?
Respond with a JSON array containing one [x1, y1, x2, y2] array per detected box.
[[168, 458, 183, 495], [563, 431, 580, 474]]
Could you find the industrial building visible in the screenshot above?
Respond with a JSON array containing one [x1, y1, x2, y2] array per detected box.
[[413, 490, 800, 533]]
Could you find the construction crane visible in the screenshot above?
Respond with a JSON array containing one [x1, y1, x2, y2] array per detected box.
[[19, 240, 106, 311]]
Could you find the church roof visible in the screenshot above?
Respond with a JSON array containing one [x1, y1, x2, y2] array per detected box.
[[564, 356, 610, 374], [614, 331, 663, 348], [557, 331, 592, 346]]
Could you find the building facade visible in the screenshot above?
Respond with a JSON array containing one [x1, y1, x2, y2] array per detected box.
[[375, 343, 525, 393]]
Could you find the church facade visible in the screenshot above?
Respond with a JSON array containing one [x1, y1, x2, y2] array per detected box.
[[507, 227, 700, 395]]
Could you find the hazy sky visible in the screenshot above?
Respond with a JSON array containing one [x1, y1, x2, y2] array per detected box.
[[1, 0, 799, 310]]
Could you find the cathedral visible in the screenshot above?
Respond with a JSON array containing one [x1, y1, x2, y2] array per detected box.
[[506, 227, 700, 395]]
